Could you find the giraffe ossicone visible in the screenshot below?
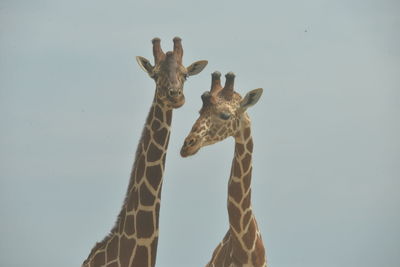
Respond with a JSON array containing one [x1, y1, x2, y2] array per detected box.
[[82, 37, 207, 267], [181, 71, 267, 267]]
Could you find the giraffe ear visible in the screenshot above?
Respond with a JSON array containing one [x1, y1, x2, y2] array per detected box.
[[240, 88, 263, 111], [186, 60, 208, 76], [136, 56, 154, 76]]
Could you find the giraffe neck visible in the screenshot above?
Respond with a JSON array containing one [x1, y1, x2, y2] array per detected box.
[[227, 125, 255, 247], [83, 94, 172, 267], [224, 125, 266, 266]]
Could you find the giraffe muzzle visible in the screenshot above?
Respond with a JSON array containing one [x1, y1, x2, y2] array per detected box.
[[168, 88, 182, 97], [166, 88, 185, 108], [180, 136, 200, 157]]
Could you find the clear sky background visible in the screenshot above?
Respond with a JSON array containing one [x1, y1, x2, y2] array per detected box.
[[1, 0, 399, 266]]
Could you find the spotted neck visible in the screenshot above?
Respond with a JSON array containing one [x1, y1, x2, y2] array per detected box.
[[207, 123, 267, 267], [83, 94, 172, 267], [228, 126, 254, 240]]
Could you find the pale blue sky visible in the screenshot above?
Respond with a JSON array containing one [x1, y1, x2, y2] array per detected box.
[[1, 0, 399, 266]]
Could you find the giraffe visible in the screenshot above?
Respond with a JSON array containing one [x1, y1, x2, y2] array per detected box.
[[82, 37, 208, 267], [180, 71, 266, 267]]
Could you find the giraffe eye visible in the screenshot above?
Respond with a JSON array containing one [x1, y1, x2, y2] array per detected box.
[[219, 112, 231, 120], [183, 73, 188, 80]]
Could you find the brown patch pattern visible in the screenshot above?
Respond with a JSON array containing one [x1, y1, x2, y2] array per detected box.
[[92, 251, 105, 266], [153, 127, 168, 147], [229, 181, 242, 203], [106, 236, 119, 261], [243, 220, 256, 249], [143, 128, 151, 150], [165, 110, 172, 125], [150, 238, 158, 266], [242, 210, 252, 229], [241, 190, 251, 210], [147, 143, 163, 162], [140, 183, 156, 206], [243, 127, 251, 140], [246, 138, 253, 152], [252, 238, 266, 266], [151, 118, 160, 131], [136, 210, 154, 238], [146, 165, 162, 191], [135, 154, 146, 183], [155, 203, 161, 229], [232, 237, 248, 263], [242, 171, 252, 192], [127, 186, 138, 211], [154, 105, 164, 121], [119, 236, 136, 267], [233, 158, 242, 178], [118, 208, 126, 234], [236, 142, 245, 155], [242, 153, 251, 173], [228, 201, 241, 232], [124, 215, 135, 236], [132, 246, 148, 266]]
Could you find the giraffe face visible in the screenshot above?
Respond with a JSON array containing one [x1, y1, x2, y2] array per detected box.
[[151, 52, 208, 108], [180, 93, 241, 157], [181, 72, 263, 157], [136, 37, 208, 109]]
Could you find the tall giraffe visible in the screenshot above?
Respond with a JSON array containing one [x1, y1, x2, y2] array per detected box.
[[180, 72, 266, 267], [82, 37, 208, 267]]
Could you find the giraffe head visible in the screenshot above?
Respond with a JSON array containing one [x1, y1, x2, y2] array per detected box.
[[136, 37, 208, 109], [180, 71, 263, 157]]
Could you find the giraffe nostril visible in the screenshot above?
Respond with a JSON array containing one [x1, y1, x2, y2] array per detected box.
[[188, 138, 196, 146], [168, 89, 179, 97], [184, 138, 196, 147]]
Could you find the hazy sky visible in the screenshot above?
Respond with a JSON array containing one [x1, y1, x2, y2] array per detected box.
[[1, 0, 399, 266]]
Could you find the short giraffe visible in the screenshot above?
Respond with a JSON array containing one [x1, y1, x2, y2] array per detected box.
[[82, 37, 207, 267], [181, 72, 266, 267]]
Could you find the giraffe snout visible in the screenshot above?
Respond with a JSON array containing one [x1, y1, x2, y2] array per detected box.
[[180, 135, 200, 157], [184, 137, 197, 147], [168, 88, 182, 97], [166, 88, 185, 108]]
